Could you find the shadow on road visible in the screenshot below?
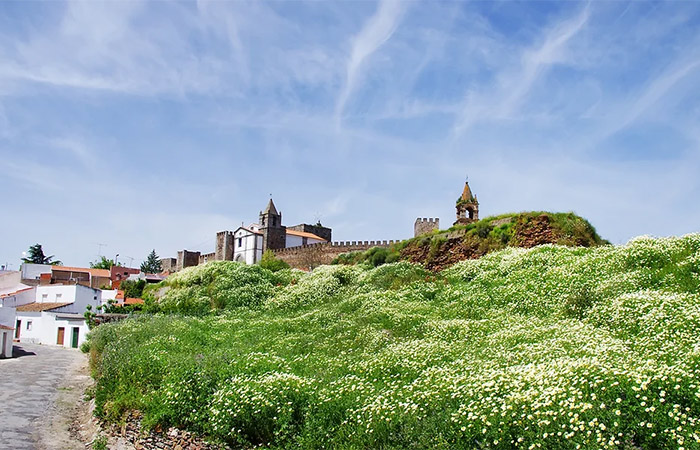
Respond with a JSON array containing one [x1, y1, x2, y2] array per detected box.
[[11, 345, 37, 358]]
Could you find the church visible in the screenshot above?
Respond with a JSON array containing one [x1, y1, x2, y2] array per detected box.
[[162, 199, 331, 272]]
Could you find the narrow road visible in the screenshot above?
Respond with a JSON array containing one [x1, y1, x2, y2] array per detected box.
[[0, 343, 89, 450]]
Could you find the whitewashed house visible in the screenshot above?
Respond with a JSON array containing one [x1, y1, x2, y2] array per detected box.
[[0, 306, 14, 358], [14, 284, 101, 349]]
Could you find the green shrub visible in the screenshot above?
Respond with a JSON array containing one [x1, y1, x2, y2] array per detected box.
[[259, 250, 290, 272]]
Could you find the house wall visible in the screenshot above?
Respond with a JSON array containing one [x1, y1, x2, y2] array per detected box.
[[15, 312, 88, 348], [20, 264, 52, 285], [0, 287, 35, 308], [0, 329, 11, 357], [36, 285, 102, 313], [0, 271, 21, 289]]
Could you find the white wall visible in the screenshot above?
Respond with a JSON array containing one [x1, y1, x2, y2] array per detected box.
[[0, 271, 21, 289], [0, 329, 11, 357], [21, 263, 52, 282], [0, 306, 17, 357], [0, 287, 35, 308], [0, 306, 15, 328], [286, 234, 326, 248], [233, 229, 263, 265], [35, 284, 101, 313], [15, 311, 89, 348]]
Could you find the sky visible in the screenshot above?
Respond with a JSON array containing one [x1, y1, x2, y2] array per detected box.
[[1, 0, 699, 268]]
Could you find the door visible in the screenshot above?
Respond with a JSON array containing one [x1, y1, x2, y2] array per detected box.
[[2, 332, 7, 357], [71, 327, 79, 348], [57, 327, 65, 346], [15, 320, 21, 339]]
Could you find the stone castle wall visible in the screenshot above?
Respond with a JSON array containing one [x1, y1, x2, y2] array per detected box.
[[414, 218, 439, 237], [272, 240, 398, 270]]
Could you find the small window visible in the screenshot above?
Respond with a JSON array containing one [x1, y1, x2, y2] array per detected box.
[[27, 321, 32, 331], [272, 217, 277, 227], [42, 293, 48, 299], [56, 293, 62, 299], [238, 238, 243, 247]]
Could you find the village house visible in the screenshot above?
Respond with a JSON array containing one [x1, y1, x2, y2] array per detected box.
[[0, 306, 14, 358], [13, 284, 102, 349]]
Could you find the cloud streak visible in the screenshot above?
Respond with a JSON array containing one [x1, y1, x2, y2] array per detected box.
[[335, 0, 404, 128]]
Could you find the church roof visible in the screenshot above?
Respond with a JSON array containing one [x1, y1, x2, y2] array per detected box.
[[460, 181, 477, 202], [263, 199, 279, 215]]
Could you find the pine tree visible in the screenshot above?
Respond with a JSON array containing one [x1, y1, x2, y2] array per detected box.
[[21, 243, 62, 265], [140, 249, 163, 274]]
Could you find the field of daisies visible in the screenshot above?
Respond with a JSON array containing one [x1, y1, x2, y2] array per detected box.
[[86, 234, 700, 449]]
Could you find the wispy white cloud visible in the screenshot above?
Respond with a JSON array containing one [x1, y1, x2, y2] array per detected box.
[[335, 0, 405, 127], [453, 5, 590, 136]]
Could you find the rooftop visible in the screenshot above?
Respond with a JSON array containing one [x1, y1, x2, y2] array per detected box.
[[16, 302, 72, 312], [52, 265, 111, 278], [286, 229, 327, 241]]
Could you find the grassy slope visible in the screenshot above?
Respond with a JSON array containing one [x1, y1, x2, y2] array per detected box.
[[87, 235, 700, 449], [334, 211, 608, 271]]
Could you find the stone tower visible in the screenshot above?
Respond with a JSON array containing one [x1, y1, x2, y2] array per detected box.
[[414, 218, 440, 237], [454, 180, 479, 225], [215, 231, 235, 261], [259, 199, 286, 251]]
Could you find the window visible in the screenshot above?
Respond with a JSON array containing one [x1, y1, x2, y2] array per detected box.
[[238, 238, 243, 247], [27, 321, 32, 331], [56, 293, 62, 300], [272, 217, 277, 227], [42, 293, 48, 300]]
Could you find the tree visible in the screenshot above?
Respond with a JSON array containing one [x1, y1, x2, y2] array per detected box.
[[121, 279, 146, 299], [90, 256, 120, 269], [21, 243, 62, 265], [140, 249, 162, 274], [259, 249, 290, 272]]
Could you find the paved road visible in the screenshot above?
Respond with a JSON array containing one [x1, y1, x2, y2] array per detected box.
[[0, 343, 87, 450]]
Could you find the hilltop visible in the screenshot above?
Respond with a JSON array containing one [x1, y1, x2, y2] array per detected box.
[[87, 234, 700, 449], [334, 211, 608, 271]]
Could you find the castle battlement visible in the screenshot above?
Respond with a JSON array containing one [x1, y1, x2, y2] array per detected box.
[[414, 217, 440, 237]]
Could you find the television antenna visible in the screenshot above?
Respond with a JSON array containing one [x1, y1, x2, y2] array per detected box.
[[96, 243, 107, 257]]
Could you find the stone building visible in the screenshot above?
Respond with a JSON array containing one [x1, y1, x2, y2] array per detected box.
[[164, 198, 332, 270], [454, 180, 479, 225]]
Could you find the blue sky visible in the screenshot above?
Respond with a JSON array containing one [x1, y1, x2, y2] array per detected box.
[[1, 0, 699, 268]]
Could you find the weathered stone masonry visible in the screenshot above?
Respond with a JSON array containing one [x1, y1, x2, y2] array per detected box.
[[273, 240, 399, 269]]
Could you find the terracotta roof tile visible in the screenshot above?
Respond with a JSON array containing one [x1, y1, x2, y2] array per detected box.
[[16, 302, 72, 312], [51, 266, 111, 278], [286, 229, 327, 241], [0, 324, 13, 330], [124, 298, 145, 305]]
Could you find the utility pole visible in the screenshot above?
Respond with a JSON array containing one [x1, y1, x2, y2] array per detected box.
[[125, 256, 134, 268]]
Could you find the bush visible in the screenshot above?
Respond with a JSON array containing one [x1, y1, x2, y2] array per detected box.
[[259, 250, 290, 272]]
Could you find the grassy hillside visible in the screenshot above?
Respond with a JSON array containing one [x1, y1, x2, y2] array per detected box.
[[334, 212, 608, 271], [87, 234, 700, 449]]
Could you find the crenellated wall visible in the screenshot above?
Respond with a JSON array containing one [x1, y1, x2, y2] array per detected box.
[[414, 218, 440, 237], [272, 240, 399, 270]]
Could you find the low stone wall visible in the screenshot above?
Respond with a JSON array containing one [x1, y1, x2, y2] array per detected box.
[[273, 240, 399, 270]]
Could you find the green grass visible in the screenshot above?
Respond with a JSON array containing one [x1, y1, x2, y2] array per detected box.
[[87, 234, 700, 449]]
